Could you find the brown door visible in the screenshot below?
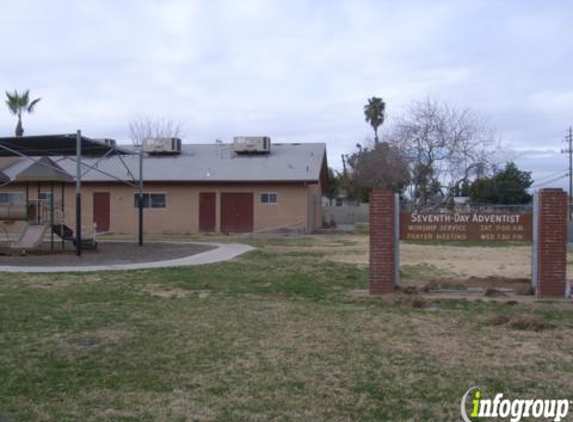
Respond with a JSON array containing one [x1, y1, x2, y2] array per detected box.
[[93, 192, 110, 232], [199, 192, 216, 232], [221, 192, 253, 233]]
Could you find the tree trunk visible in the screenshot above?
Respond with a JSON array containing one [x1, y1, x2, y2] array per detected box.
[[15, 114, 23, 137]]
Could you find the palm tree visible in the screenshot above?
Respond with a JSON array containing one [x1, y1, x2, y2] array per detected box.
[[5, 90, 41, 137], [364, 96, 386, 146]]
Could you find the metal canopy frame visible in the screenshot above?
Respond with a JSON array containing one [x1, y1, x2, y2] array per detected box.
[[0, 134, 133, 157], [0, 132, 144, 256]]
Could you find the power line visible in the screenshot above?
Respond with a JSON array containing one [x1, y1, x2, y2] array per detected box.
[[534, 168, 569, 183], [531, 174, 568, 189]]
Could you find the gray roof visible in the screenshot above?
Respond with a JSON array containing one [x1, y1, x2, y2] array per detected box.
[[2, 142, 327, 184], [14, 156, 74, 183]]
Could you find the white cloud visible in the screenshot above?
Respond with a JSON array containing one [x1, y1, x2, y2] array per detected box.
[[0, 0, 572, 185]]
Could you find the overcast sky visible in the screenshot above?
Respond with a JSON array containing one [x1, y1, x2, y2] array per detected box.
[[1, 0, 572, 189]]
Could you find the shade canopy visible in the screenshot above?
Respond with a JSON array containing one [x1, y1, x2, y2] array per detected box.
[[0, 134, 133, 157]]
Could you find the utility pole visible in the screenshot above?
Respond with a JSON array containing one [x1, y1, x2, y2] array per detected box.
[[562, 126, 573, 221]]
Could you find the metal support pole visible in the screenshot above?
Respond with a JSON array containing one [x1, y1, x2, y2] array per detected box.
[[61, 183, 65, 250], [76, 130, 82, 257], [25, 183, 29, 221], [531, 192, 539, 289], [37, 182, 41, 225], [50, 182, 54, 251], [138, 147, 144, 246], [561, 126, 573, 221], [394, 193, 400, 286], [567, 126, 573, 222]]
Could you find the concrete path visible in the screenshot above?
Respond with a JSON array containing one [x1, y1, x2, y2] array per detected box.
[[0, 242, 254, 273]]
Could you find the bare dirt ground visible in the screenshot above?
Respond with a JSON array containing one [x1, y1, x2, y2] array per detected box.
[[262, 234, 573, 294], [264, 235, 540, 277], [0, 241, 213, 266]]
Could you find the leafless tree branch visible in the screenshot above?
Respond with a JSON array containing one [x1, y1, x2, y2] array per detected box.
[[129, 115, 183, 147], [388, 98, 501, 208]]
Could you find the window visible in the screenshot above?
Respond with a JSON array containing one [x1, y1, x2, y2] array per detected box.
[[0, 192, 25, 204], [260, 192, 278, 204], [134, 193, 166, 208], [38, 192, 53, 202]]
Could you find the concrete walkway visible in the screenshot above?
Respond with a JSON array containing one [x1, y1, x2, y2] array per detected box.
[[0, 242, 254, 273]]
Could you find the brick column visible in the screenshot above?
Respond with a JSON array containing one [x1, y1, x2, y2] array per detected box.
[[369, 188, 397, 294], [534, 188, 568, 298]]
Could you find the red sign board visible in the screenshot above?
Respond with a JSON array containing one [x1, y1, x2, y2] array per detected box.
[[400, 212, 532, 242]]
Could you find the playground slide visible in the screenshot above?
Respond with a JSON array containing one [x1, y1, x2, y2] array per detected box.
[[11, 223, 48, 250], [51, 224, 98, 250]]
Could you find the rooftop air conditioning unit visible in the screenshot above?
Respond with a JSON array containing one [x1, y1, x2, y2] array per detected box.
[[143, 137, 182, 155], [232, 136, 271, 154], [95, 138, 117, 148]]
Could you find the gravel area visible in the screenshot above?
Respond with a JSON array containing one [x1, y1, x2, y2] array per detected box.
[[0, 242, 214, 267]]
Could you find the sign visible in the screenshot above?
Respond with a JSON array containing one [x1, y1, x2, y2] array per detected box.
[[400, 211, 532, 242]]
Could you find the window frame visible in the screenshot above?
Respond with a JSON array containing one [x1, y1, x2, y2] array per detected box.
[[0, 192, 26, 205], [134, 192, 167, 209], [38, 192, 53, 202], [260, 192, 278, 204]]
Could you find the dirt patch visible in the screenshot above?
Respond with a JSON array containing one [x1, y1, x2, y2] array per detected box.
[[484, 287, 508, 297], [395, 294, 427, 308], [346, 290, 428, 308], [0, 242, 214, 267], [348, 286, 571, 307], [485, 315, 554, 331], [509, 315, 554, 331], [56, 326, 133, 352], [485, 315, 511, 326], [306, 235, 559, 280], [399, 285, 420, 295], [413, 276, 531, 292], [401, 243, 534, 278], [98, 409, 138, 419], [144, 284, 211, 299]]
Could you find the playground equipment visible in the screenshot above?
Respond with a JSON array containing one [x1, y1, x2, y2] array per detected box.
[[0, 133, 138, 256], [0, 204, 27, 220], [0, 197, 97, 252], [51, 223, 97, 249], [0, 155, 98, 252], [13, 223, 49, 250]]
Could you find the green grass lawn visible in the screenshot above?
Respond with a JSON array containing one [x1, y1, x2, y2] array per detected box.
[[0, 236, 572, 421]]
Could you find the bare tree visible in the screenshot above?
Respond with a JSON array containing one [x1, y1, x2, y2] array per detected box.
[[388, 98, 500, 208], [129, 115, 183, 147]]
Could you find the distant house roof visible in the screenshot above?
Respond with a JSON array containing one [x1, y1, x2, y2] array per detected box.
[[2, 142, 328, 184]]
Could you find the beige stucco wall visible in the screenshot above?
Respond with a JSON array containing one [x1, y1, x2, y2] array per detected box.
[[306, 182, 322, 232], [0, 182, 322, 235]]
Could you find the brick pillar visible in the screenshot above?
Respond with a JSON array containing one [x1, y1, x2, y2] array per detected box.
[[369, 188, 397, 294], [534, 188, 568, 298]]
